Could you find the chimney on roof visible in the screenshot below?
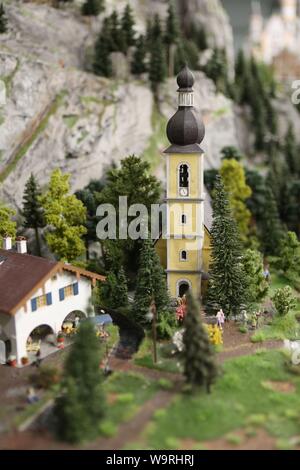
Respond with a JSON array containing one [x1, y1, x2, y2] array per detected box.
[[2, 235, 12, 250], [16, 236, 27, 254]]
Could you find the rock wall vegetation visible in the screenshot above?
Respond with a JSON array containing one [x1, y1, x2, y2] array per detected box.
[[0, 0, 299, 210]]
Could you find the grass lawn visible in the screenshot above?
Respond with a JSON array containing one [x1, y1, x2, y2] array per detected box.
[[134, 336, 182, 374], [98, 371, 162, 437], [251, 312, 300, 342], [130, 350, 300, 450], [251, 271, 300, 343]]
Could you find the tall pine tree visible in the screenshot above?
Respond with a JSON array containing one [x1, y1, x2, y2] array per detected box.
[[121, 3, 136, 52], [55, 321, 105, 443], [285, 123, 299, 176], [110, 10, 126, 53], [133, 239, 154, 325], [183, 293, 218, 392], [164, 1, 180, 77], [81, 0, 104, 16], [93, 18, 113, 77], [22, 174, 45, 256], [259, 186, 284, 256], [206, 176, 248, 317], [149, 30, 167, 97], [0, 3, 7, 34], [133, 239, 174, 338], [99, 266, 128, 310], [131, 34, 147, 75]]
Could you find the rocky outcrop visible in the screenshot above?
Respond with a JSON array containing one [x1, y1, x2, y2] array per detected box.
[[0, 53, 153, 207], [1, 2, 93, 68], [0, 1, 238, 208], [2, 1, 234, 72], [0, 52, 238, 208], [177, 0, 235, 76]]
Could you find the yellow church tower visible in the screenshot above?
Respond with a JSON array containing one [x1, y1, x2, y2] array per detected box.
[[164, 66, 206, 299]]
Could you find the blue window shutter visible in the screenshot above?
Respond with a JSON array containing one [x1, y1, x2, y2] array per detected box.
[[73, 282, 79, 296], [46, 293, 52, 305], [59, 288, 65, 301], [31, 298, 37, 312]]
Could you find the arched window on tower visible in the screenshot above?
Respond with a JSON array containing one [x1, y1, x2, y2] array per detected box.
[[180, 250, 188, 261], [178, 164, 189, 196]]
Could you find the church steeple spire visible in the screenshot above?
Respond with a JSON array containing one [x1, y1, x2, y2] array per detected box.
[[163, 66, 206, 300], [165, 66, 205, 153]]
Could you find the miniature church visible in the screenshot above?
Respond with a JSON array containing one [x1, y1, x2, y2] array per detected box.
[[249, 0, 300, 70], [156, 66, 212, 300]]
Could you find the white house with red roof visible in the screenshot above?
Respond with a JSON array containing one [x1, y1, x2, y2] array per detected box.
[[0, 236, 105, 366]]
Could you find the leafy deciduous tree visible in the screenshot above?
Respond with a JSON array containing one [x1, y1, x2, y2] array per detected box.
[[243, 249, 268, 307], [272, 286, 296, 317], [220, 157, 252, 243], [0, 203, 16, 243], [40, 169, 87, 263]]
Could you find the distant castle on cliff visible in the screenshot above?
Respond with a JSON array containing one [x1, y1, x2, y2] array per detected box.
[[249, 0, 300, 80]]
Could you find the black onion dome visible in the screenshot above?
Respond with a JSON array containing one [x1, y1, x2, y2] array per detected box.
[[164, 65, 205, 153], [177, 65, 194, 90], [166, 108, 205, 147]]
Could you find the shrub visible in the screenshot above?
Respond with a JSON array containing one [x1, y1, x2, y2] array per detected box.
[[99, 420, 117, 438], [239, 326, 248, 334], [272, 287, 296, 316], [31, 366, 61, 389]]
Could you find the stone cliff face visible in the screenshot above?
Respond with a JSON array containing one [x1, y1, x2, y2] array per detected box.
[[0, 1, 238, 208], [177, 0, 235, 75]]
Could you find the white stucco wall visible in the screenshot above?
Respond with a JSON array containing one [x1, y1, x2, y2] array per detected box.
[[11, 270, 93, 365]]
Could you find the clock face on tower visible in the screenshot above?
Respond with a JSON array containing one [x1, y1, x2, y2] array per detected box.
[[179, 187, 188, 197]]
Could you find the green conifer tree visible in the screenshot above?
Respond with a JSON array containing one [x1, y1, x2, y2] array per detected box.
[[131, 34, 147, 75], [0, 3, 7, 34], [259, 186, 284, 256], [22, 174, 45, 256], [110, 10, 126, 53], [203, 48, 229, 95], [55, 321, 105, 443], [164, 1, 180, 76], [133, 239, 154, 325], [206, 176, 248, 317], [133, 239, 173, 337], [151, 14, 162, 39], [93, 18, 113, 77], [285, 123, 299, 175], [149, 33, 167, 97], [81, 0, 104, 16], [183, 293, 218, 392], [118, 266, 129, 308], [121, 3, 136, 51]]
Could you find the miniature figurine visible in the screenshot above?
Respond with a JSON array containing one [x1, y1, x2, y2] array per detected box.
[[34, 349, 42, 368], [216, 309, 225, 330], [27, 387, 39, 404]]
